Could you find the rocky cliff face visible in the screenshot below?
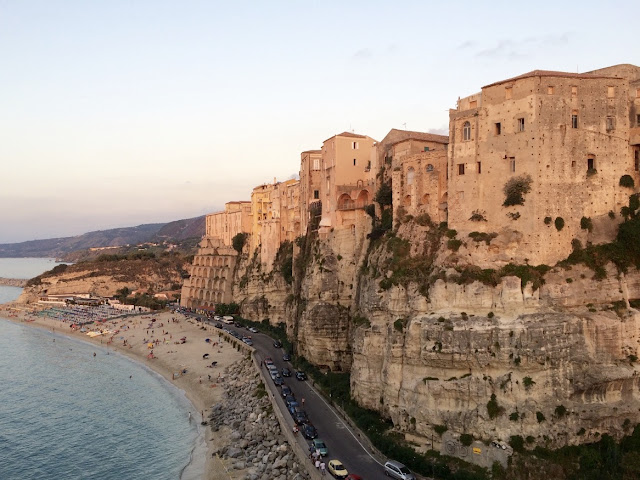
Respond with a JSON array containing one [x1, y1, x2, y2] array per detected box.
[[231, 214, 640, 451]]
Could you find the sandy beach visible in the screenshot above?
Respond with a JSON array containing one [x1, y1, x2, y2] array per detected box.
[[0, 303, 245, 480]]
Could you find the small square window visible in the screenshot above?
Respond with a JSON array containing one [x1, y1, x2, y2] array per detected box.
[[495, 122, 501, 135], [353, 158, 356, 166], [510, 158, 516, 172], [313, 190, 319, 199], [572, 161, 576, 168], [352, 141, 358, 149], [505, 87, 513, 99], [547, 86, 554, 95], [517, 118, 525, 132], [587, 158, 595, 170], [458, 164, 465, 175], [571, 86, 578, 97], [606, 116, 615, 131], [571, 112, 578, 129], [424, 146, 430, 152], [608, 86, 615, 98], [477, 162, 482, 174]]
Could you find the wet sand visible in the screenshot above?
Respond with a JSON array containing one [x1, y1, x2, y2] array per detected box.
[[0, 304, 245, 480]]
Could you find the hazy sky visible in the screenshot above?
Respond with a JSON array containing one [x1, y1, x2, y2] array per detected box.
[[0, 1, 636, 243]]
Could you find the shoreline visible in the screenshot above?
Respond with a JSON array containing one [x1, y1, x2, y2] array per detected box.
[[0, 303, 244, 480]]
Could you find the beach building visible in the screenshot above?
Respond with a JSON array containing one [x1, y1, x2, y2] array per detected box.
[[447, 64, 640, 265]]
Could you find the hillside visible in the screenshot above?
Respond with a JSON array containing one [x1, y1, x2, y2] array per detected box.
[[0, 216, 205, 259]]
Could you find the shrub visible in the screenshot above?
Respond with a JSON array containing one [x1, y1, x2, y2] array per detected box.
[[433, 424, 448, 435], [460, 433, 474, 446], [510, 435, 525, 453], [587, 168, 598, 177], [507, 211, 521, 220], [487, 394, 504, 419], [620, 175, 635, 188], [445, 229, 458, 239], [609, 210, 616, 219], [509, 412, 519, 421], [232, 232, 248, 253], [577, 427, 586, 436], [526, 435, 535, 444], [581, 216, 594, 232], [364, 204, 376, 218], [447, 239, 463, 252], [523, 376, 535, 390], [469, 210, 487, 222], [555, 217, 565, 231], [544, 216, 552, 225], [393, 318, 406, 332], [415, 213, 432, 226], [488, 311, 495, 318], [468, 231, 498, 244], [503, 174, 533, 206], [536, 411, 546, 423], [352, 315, 371, 328], [375, 182, 393, 207], [555, 405, 568, 418]]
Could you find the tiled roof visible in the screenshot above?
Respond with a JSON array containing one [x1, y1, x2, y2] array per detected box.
[[483, 70, 621, 88], [382, 128, 449, 146], [323, 131, 369, 143]]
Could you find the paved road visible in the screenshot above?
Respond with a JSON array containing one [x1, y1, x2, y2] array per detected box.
[[195, 316, 391, 479]]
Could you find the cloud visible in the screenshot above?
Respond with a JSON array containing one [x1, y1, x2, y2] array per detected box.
[[457, 40, 475, 50], [352, 48, 372, 60], [428, 126, 449, 136], [474, 33, 570, 60]]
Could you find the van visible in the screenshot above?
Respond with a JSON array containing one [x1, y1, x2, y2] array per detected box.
[[222, 316, 234, 324], [383, 460, 416, 480]]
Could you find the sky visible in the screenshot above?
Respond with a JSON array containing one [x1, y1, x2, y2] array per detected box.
[[0, 0, 637, 243]]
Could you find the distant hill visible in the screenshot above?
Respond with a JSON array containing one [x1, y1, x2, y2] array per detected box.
[[0, 216, 206, 259]]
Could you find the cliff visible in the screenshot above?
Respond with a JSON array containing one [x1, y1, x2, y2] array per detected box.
[[229, 212, 640, 457]]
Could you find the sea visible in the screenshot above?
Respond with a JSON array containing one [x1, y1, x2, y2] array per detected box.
[[0, 258, 205, 480]]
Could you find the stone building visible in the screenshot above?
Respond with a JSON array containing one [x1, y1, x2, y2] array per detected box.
[[375, 129, 449, 223], [206, 201, 252, 247], [318, 132, 377, 235], [299, 150, 323, 234], [180, 237, 238, 309], [250, 179, 301, 270], [448, 65, 640, 265]]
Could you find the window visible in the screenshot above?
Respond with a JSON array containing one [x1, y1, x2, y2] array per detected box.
[[426, 164, 434, 172], [547, 86, 554, 95], [477, 162, 482, 174], [606, 116, 615, 131], [463, 121, 471, 141], [509, 158, 516, 172], [607, 86, 615, 98], [352, 141, 359, 149], [635, 150, 639, 171], [636, 114, 640, 126], [407, 168, 415, 185], [587, 158, 595, 170], [637, 88, 640, 98], [458, 163, 465, 175], [469, 100, 477, 109], [571, 111, 578, 129], [353, 158, 356, 166], [505, 87, 513, 99], [495, 122, 501, 135], [517, 118, 525, 132], [424, 146, 430, 152], [313, 158, 320, 171], [571, 86, 578, 97], [572, 161, 576, 168], [313, 190, 319, 199]]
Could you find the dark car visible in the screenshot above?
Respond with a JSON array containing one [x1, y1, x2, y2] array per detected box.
[[301, 423, 318, 439], [273, 340, 282, 348], [281, 385, 292, 398], [281, 367, 291, 377], [282, 353, 291, 362], [215, 322, 223, 329], [273, 376, 284, 386], [296, 371, 307, 381], [284, 395, 297, 408], [345, 475, 363, 480], [264, 357, 274, 366], [293, 409, 309, 425], [287, 401, 300, 415]]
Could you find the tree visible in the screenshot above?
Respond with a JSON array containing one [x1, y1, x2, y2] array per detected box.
[[503, 174, 533, 207], [232, 232, 248, 253], [375, 182, 393, 207]]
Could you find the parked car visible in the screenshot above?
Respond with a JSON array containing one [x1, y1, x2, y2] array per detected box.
[[301, 423, 318, 440], [248, 327, 259, 333], [281, 385, 292, 398], [311, 438, 328, 456], [242, 337, 253, 346], [273, 376, 284, 386], [273, 340, 282, 348], [267, 364, 278, 375], [282, 352, 291, 361], [327, 459, 348, 479], [264, 357, 274, 366], [214, 322, 223, 329], [284, 396, 297, 409], [383, 460, 416, 480], [296, 371, 307, 381], [293, 408, 308, 425], [281, 367, 291, 377], [287, 401, 300, 415], [270, 371, 281, 381], [345, 475, 363, 480]]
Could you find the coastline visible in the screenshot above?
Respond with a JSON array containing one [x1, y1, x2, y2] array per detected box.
[[0, 303, 244, 480]]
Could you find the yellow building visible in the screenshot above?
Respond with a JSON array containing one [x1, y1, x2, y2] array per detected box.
[[299, 150, 323, 234], [206, 201, 252, 247]]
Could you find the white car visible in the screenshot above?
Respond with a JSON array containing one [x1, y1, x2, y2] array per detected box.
[[248, 327, 258, 333]]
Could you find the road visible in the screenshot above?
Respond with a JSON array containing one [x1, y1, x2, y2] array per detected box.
[[196, 315, 391, 479]]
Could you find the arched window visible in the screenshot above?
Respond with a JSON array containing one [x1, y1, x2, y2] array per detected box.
[[403, 195, 411, 207], [463, 121, 471, 141], [407, 167, 415, 186], [426, 164, 434, 172], [422, 194, 430, 205]]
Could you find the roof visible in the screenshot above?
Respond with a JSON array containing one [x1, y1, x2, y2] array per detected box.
[[323, 131, 369, 143], [381, 128, 449, 147], [301, 150, 322, 154], [483, 70, 622, 89]]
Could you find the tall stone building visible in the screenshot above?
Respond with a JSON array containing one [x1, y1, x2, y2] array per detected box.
[[180, 201, 252, 309], [448, 65, 640, 265], [299, 150, 323, 234], [318, 132, 377, 235], [376, 129, 449, 223]]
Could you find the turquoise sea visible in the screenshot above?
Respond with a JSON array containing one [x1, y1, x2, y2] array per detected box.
[[0, 259, 204, 479]]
